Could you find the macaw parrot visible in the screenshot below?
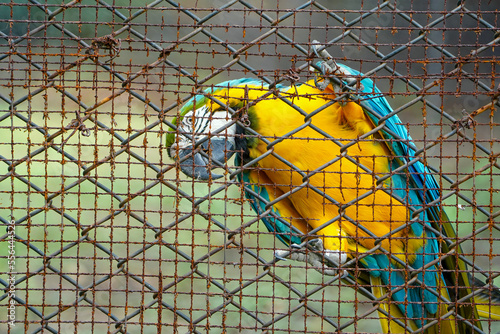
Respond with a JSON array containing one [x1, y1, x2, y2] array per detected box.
[[166, 52, 497, 333]]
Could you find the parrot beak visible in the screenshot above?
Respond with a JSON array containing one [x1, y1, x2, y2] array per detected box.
[[173, 137, 236, 181]]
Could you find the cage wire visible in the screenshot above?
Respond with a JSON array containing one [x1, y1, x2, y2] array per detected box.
[[0, 0, 499, 333]]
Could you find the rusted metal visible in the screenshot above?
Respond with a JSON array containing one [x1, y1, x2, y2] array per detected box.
[[1, 1, 498, 333]]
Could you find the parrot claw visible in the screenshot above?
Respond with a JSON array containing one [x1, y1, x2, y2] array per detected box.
[[323, 249, 347, 266], [272, 239, 345, 276], [274, 250, 290, 262], [311, 40, 363, 97], [306, 239, 347, 266]]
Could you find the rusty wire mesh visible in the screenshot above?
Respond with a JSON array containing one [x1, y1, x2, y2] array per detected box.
[[0, 0, 499, 333]]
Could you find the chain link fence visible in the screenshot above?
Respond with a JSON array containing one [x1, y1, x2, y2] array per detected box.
[[1, 0, 499, 333]]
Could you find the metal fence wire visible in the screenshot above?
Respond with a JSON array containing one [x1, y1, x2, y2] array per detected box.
[[1, 0, 499, 333]]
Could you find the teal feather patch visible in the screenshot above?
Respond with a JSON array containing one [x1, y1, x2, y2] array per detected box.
[[237, 165, 302, 245]]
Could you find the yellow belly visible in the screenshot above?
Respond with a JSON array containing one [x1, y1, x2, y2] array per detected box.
[[247, 84, 410, 256]]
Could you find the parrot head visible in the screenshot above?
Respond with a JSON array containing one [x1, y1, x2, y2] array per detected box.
[[166, 80, 260, 180], [166, 104, 239, 180]]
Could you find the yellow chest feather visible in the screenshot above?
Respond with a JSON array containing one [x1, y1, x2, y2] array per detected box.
[[247, 83, 411, 255]]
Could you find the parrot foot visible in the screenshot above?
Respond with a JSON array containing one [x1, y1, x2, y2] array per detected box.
[[273, 250, 290, 262], [273, 239, 346, 276], [306, 238, 347, 266], [311, 40, 363, 96]]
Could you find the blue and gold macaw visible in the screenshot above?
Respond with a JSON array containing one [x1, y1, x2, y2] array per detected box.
[[166, 53, 498, 333]]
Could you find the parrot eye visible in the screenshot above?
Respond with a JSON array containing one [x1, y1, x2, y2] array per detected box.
[[182, 116, 195, 129]]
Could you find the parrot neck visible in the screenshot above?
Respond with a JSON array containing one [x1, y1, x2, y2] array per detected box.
[[233, 106, 260, 166], [234, 123, 250, 165]]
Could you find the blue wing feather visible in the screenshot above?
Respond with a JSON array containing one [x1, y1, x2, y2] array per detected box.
[[335, 63, 445, 321]]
